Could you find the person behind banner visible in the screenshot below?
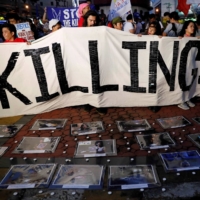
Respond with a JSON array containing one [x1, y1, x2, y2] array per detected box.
[[6, 13, 20, 25], [78, 3, 90, 27], [112, 16, 124, 31], [49, 19, 62, 32], [177, 20, 198, 110], [123, 14, 135, 34], [2, 23, 27, 42], [83, 10, 99, 27], [162, 11, 183, 37], [145, 14, 162, 35]]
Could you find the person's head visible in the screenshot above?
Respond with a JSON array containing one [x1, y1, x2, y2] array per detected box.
[[148, 22, 157, 35], [164, 12, 170, 18], [83, 10, 99, 27], [6, 13, 19, 25], [169, 11, 179, 23], [2, 23, 17, 41], [179, 20, 197, 37], [33, 17, 39, 25], [112, 16, 124, 30], [78, 3, 90, 18], [87, 0, 91, 5], [126, 14, 133, 23], [149, 14, 156, 23], [95, 141, 103, 147], [49, 19, 62, 32]]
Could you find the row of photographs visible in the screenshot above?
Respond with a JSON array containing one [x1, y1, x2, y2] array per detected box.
[[1, 151, 200, 191], [3, 132, 200, 156], [0, 116, 198, 138]]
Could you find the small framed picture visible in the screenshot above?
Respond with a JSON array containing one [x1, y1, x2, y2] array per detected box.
[[116, 120, 152, 132], [71, 121, 104, 136], [30, 119, 67, 130], [50, 165, 105, 189], [160, 150, 200, 172], [0, 164, 57, 189], [136, 132, 175, 150], [108, 165, 160, 190], [0, 124, 23, 138], [157, 116, 191, 129], [188, 133, 200, 148], [74, 139, 117, 158], [13, 137, 60, 154]]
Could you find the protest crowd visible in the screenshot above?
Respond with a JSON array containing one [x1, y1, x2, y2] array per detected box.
[[0, 0, 200, 113]]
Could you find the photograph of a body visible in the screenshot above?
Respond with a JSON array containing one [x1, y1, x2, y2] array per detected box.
[[75, 139, 117, 157], [51, 165, 104, 189], [160, 150, 200, 171], [0, 164, 56, 189], [116, 120, 151, 132], [0, 124, 23, 137], [71, 121, 104, 136], [136, 132, 175, 149], [13, 137, 60, 153], [30, 119, 67, 130], [109, 165, 158, 189]]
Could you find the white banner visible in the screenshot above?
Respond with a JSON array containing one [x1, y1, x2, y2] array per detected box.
[[108, 0, 132, 21], [0, 27, 200, 117]]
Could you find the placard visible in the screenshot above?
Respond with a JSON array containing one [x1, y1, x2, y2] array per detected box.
[[0, 124, 23, 138], [0, 164, 57, 189], [50, 165, 105, 189], [13, 137, 60, 154], [116, 119, 152, 132], [74, 139, 117, 158], [108, 165, 160, 190], [136, 132, 175, 150]]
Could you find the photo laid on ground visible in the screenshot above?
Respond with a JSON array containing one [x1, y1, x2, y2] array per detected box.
[[74, 139, 117, 158], [136, 132, 175, 150], [108, 165, 160, 190], [71, 121, 104, 136], [0, 124, 24, 138], [0, 164, 57, 189], [30, 119, 67, 130], [13, 137, 60, 154], [188, 133, 200, 148], [116, 120, 152, 132], [192, 117, 200, 125], [160, 150, 200, 172], [50, 165, 105, 189], [157, 116, 191, 129], [0, 147, 8, 156]]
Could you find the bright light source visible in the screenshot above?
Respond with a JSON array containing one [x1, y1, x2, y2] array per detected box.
[[25, 5, 29, 9], [156, 8, 159, 12]]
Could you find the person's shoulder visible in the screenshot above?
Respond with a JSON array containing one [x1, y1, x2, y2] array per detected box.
[[14, 38, 27, 42]]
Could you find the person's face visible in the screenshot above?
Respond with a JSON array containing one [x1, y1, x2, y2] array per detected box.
[[113, 22, 123, 30], [8, 18, 18, 25], [186, 22, 195, 35], [149, 17, 155, 23], [83, 5, 90, 16], [87, 15, 96, 27], [52, 23, 61, 32], [2, 27, 14, 41], [148, 27, 156, 35], [87, 1, 91, 5]]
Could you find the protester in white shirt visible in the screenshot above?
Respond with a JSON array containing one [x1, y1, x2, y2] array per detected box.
[[123, 14, 135, 34]]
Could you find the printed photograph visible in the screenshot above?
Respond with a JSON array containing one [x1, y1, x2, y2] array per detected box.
[[0, 124, 23, 137], [0, 147, 8, 156], [136, 132, 175, 150], [109, 165, 159, 189], [0, 164, 56, 189], [116, 120, 152, 132], [13, 137, 60, 153], [74, 139, 117, 157], [50, 165, 104, 189], [30, 119, 67, 130], [192, 117, 200, 125], [188, 133, 200, 148], [71, 121, 104, 136], [160, 151, 200, 172], [157, 116, 191, 129]]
